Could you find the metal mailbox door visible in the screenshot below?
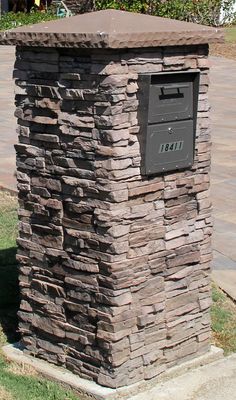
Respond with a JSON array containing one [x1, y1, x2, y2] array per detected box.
[[148, 77, 193, 124], [145, 120, 194, 174]]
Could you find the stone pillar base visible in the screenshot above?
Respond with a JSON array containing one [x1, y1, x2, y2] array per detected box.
[[2, 344, 223, 400]]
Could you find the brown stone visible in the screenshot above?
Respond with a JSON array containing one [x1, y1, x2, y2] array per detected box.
[[0, 10, 223, 48], [11, 37, 213, 389]]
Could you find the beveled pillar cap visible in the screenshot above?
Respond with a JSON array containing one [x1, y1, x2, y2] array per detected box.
[[0, 9, 224, 48]]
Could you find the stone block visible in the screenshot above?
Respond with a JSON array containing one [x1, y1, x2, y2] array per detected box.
[[13, 43, 212, 389]]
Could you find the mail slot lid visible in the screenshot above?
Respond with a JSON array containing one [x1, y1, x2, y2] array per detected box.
[[145, 120, 194, 174], [148, 75, 193, 124]]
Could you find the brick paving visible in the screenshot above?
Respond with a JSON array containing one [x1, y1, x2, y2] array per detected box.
[[0, 46, 16, 191], [209, 56, 236, 299]]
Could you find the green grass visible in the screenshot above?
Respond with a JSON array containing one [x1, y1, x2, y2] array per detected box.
[[210, 25, 236, 60], [0, 193, 17, 246], [0, 11, 58, 31], [0, 362, 79, 400], [0, 191, 18, 264], [0, 333, 79, 400], [211, 285, 236, 355], [0, 351, 79, 400], [225, 26, 236, 42]]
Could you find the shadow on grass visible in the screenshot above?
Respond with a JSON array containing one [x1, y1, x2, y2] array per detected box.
[[0, 247, 20, 343]]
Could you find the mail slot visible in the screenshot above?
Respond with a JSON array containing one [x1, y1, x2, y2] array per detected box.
[[138, 71, 200, 175], [148, 76, 193, 124]]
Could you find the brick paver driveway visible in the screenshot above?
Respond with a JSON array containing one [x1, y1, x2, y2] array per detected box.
[[0, 46, 16, 190], [209, 56, 236, 299]]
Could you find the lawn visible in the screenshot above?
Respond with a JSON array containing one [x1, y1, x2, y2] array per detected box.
[[225, 26, 236, 42], [210, 26, 236, 59], [0, 191, 18, 265], [0, 189, 236, 398], [211, 284, 236, 355]]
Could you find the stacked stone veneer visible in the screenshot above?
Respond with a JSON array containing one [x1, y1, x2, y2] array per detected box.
[[15, 44, 212, 389]]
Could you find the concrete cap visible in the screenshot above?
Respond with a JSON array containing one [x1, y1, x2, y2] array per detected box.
[[0, 9, 224, 48]]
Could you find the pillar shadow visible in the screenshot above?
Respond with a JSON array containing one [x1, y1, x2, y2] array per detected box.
[[0, 247, 20, 343]]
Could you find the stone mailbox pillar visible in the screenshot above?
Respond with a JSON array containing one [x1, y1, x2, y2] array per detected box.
[[0, 10, 223, 391]]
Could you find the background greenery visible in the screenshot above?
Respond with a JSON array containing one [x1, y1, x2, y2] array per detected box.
[[95, 0, 236, 26], [0, 0, 235, 31], [0, 11, 58, 31]]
